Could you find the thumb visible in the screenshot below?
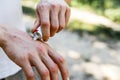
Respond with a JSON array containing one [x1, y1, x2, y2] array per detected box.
[[31, 19, 40, 33], [31, 11, 41, 33]]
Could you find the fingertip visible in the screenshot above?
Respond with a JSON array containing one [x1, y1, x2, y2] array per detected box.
[[43, 36, 49, 42], [32, 20, 40, 33], [57, 28, 62, 33], [57, 25, 65, 33], [50, 33, 55, 37], [31, 27, 35, 33]]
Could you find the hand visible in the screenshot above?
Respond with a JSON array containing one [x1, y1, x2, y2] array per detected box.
[[32, 0, 71, 41], [1, 26, 69, 80]]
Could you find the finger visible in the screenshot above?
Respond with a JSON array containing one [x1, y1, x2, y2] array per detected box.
[[38, 5, 50, 41], [50, 5, 59, 37], [48, 48, 69, 80], [21, 59, 35, 80], [57, 6, 66, 33], [41, 54, 58, 80], [32, 10, 41, 33], [65, 7, 71, 26], [30, 54, 50, 80]]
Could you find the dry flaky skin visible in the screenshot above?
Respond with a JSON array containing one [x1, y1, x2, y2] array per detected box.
[[0, 25, 69, 80]]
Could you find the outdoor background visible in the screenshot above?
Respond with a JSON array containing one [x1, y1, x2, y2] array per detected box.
[[22, 0, 120, 80]]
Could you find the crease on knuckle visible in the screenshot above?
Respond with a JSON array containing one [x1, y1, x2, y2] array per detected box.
[[37, 45, 45, 55], [58, 56, 65, 64], [41, 69, 49, 77], [42, 22, 50, 27], [50, 64, 58, 73], [51, 4, 59, 9]]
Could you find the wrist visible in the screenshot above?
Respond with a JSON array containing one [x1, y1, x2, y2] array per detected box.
[[0, 25, 7, 47]]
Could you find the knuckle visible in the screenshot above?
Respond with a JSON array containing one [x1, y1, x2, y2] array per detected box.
[[61, 5, 66, 10], [51, 25, 58, 31], [41, 69, 50, 77], [37, 44, 43, 50], [51, 4, 59, 9], [37, 4, 47, 10], [27, 72, 35, 79], [42, 22, 50, 27], [58, 56, 65, 64], [29, 52, 38, 59], [19, 55, 28, 61], [37, 5, 42, 10], [28, 51, 35, 56], [50, 64, 58, 73], [67, 7, 71, 12], [37, 45, 45, 55]]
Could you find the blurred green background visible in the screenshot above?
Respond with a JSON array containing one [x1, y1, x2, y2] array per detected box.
[[22, 0, 120, 40]]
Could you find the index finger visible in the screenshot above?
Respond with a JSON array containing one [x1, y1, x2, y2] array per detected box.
[[31, 10, 41, 33], [38, 6, 50, 41]]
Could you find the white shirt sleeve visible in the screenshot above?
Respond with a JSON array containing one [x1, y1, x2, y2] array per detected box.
[[0, 0, 25, 79]]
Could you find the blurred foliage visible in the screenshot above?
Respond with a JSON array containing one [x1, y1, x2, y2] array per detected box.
[[22, 0, 38, 18], [105, 8, 120, 23], [22, 6, 35, 18], [70, 0, 120, 23], [67, 20, 120, 40], [68, 20, 95, 31]]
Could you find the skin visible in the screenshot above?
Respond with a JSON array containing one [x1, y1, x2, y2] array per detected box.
[[32, 0, 71, 41], [0, 25, 69, 80]]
